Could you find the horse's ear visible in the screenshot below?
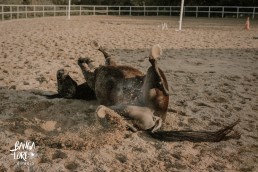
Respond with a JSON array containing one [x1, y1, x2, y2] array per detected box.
[[90, 40, 100, 50], [151, 117, 162, 133], [150, 44, 162, 59]]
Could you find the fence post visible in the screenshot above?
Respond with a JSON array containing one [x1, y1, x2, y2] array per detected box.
[[43, 6, 44, 17], [80, 5, 81, 16], [170, 6, 171, 16], [222, 7, 224, 18], [10, 6, 12, 20], [253, 7, 255, 19], [129, 6, 131, 16], [54, 6, 56, 17], [157, 6, 158, 16], [208, 6, 210, 18], [119, 6, 120, 16], [17, 6, 19, 19], [237, 7, 239, 18], [1, 6, 3, 21], [33, 5, 35, 18], [26, 6, 27, 18], [93, 6, 95, 15], [144, 6, 145, 16], [196, 6, 198, 18], [106, 6, 108, 15]]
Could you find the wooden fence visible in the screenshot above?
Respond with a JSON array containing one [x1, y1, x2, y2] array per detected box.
[[0, 5, 257, 21]]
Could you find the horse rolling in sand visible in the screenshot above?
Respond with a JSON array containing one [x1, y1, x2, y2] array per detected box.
[[48, 41, 239, 142]]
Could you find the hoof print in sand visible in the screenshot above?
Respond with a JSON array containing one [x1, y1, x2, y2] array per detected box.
[[65, 161, 79, 171], [52, 150, 68, 160]]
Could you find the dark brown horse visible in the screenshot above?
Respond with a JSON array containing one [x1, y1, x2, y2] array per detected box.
[[48, 41, 239, 142]]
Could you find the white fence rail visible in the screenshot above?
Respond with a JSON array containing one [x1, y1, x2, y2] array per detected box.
[[0, 5, 257, 21]]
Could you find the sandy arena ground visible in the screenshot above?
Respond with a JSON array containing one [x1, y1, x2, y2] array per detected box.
[[0, 16, 258, 171]]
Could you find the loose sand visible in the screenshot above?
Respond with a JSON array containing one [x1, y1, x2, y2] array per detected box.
[[0, 16, 258, 171]]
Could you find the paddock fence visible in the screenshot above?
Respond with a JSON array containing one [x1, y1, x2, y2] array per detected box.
[[0, 5, 257, 21]]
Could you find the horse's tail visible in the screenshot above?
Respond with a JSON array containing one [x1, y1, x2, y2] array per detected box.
[[150, 119, 240, 142]]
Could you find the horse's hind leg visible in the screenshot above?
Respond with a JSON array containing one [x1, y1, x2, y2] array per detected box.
[[45, 69, 77, 99], [75, 82, 96, 100], [46, 68, 96, 100], [56, 69, 78, 98], [95, 105, 162, 132], [142, 45, 169, 121], [147, 56, 169, 96]]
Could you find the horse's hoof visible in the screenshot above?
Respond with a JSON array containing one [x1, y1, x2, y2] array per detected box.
[[57, 69, 69, 80], [150, 44, 162, 59], [95, 105, 107, 118], [78, 57, 94, 67], [90, 40, 100, 50]]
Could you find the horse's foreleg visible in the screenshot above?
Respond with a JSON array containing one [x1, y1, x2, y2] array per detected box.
[[77, 57, 96, 90]]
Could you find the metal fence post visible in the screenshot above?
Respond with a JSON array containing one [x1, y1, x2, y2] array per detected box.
[[208, 6, 210, 18], [26, 6, 27, 18], [17, 6, 19, 19], [33, 5, 35, 17], [237, 7, 239, 18], [170, 6, 171, 16], [144, 6, 145, 16], [253, 7, 255, 19], [119, 6, 120, 16], [93, 6, 95, 15], [222, 7, 224, 18], [106, 6, 108, 15], [196, 6, 198, 18], [54, 6, 56, 16], [43, 6, 44, 17], [129, 6, 131, 16], [10, 6, 12, 20], [80, 5, 81, 16], [1, 6, 3, 21], [157, 6, 158, 16]]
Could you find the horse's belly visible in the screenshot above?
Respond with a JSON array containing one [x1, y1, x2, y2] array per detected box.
[[121, 78, 143, 105], [95, 73, 143, 106]]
